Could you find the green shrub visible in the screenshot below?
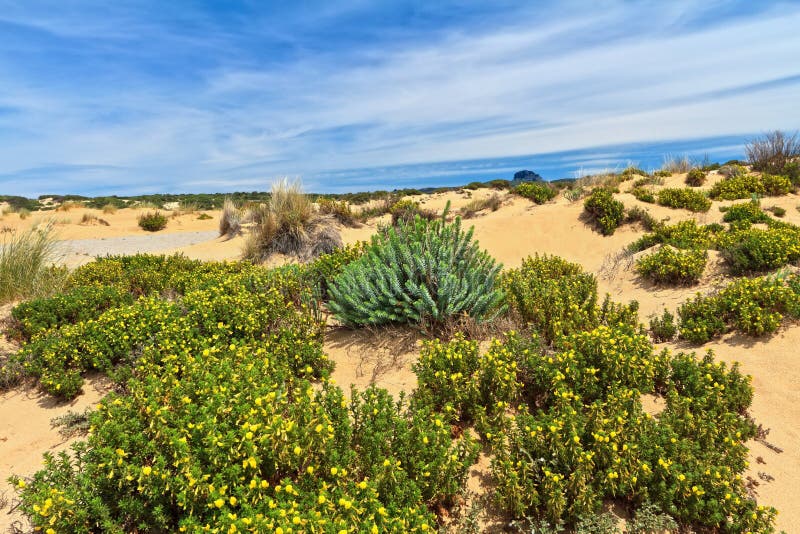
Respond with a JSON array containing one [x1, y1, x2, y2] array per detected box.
[[685, 168, 707, 186], [709, 173, 791, 200], [635, 246, 707, 285], [502, 255, 598, 344], [768, 205, 786, 217], [649, 309, 677, 342], [514, 182, 557, 204], [137, 211, 168, 232], [721, 200, 771, 224], [628, 220, 717, 252], [653, 169, 672, 178], [300, 241, 367, 298], [413, 335, 519, 430], [625, 206, 658, 231], [656, 188, 711, 212], [584, 189, 625, 235], [8, 286, 134, 341], [630, 187, 655, 203], [678, 275, 800, 342], [783, 161, 800, 185], [620, 167, 648, 179], [328, 214, 504, 327], [720, 226, 800, 274]]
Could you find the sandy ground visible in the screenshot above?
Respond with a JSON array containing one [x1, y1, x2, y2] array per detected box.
[[2, 179, 799, 531]]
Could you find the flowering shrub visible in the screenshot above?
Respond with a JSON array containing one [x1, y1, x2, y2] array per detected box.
[[721, 201, 771, 224], [649, 309, 677, 342], [515, 182, 557, 204], [685, 168, 707, 186], [628, 220, 718, 252], [489, 329, 774, 531], [656, 188, 711, 212], [502, 255, 598, 344], [635, 246, 707, 285], [678, 274, 800, 343], [413, 335, 519, 432], [583, 188, 625, 235], [8, 285, 133, 341], [719, 225, 800, 274], [630, 187, 655, 203], [709, 173, 791, 200]]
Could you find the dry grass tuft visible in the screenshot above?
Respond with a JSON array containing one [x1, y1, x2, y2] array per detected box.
[[219, 198, 242, 237], [102, 203, 118, 214], [661, 154, 695, 174], [460, 193, 503, 218], [317, 198, 360, 227], [242, 179, 342, 262], [56, 200, 83, 212], [80, 212, 98, 225], [0, 223, 67, 304]]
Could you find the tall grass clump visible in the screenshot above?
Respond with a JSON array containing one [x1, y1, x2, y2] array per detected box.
[[328, 207, 504, 327], [243, 179, 341, 261], [460, 193, 502, 218], [219, 197, 242, 236], [0, 223, 65, 304], [661, 154, 694, 174], [317, 198, 359, 227]]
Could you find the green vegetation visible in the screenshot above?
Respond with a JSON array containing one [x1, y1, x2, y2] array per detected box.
[[388, 199, 437, 226], [514, 182, 557, 204], [685, 168, 707, 186], [649, 309, 677, 342], [137, 211, 168, 232], [656, 188, 711, 212], [1, 177, 785, 533], [709, 172, 792, 200], [328, 211, 504, 327], [0, 224, 67, 305], [583, 188, 625, 235], [629, 187, 656, 203], [678, 273, 800, 343], [317, 198, 359, 227], [635, 246, 707, 285]]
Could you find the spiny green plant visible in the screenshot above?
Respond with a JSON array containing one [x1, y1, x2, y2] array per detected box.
[[328, 207, 504, 327]]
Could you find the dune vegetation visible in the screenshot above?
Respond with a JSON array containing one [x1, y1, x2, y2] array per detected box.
[[2, 135, 800, 533]]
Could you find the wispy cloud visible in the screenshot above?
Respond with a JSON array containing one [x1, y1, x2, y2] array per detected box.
[[0, 0, 798, 195]]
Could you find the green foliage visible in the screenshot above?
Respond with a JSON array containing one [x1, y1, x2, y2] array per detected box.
[[709, 173, 791, 200], [413, 335, 519, 431], [629, 187, 655, 203], [489, 329, 773, 531], [767, 205, 786, 217], [722, 200, 771, 224], [328, 214, 504, 327], [502, 255, 598, 345], [300, 241, 367, 298], [719, 225, 800, 274], [137, 211, 168, 232], [8, 286, 133, 341], [635, 246, 707, 285], [515, 182, 557, 204], [628, 220, 718, 252], [649, 309, 677, 343], [653, 169, 672, 178], [317, 198, 359, 227], [583, 189, 625, 235], [620, 167, 648, 179], [656, 188, 711, 212], [678, 274, 800, 343], [685, 168, 707, 186]]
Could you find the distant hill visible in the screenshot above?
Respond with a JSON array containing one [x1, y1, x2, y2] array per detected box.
[[512, 170, 543, 183]]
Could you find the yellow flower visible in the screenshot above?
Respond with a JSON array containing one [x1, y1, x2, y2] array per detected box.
[[214, 498, 225, 508], [142, 466, 152, 476]]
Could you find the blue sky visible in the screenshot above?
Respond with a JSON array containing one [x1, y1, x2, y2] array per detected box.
[[1, 0, 799, 196]]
